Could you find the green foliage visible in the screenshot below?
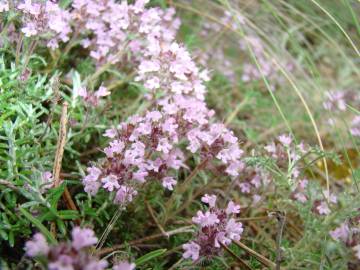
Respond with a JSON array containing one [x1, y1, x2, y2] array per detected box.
[[0, 0, 359, 269]]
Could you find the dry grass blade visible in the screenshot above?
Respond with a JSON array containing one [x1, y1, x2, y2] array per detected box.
[[96, 225, 194, 257], [234, 240, 277, 269], [53, 102, 68, 187], [309, 0, 360, 56], [220, 242, 253, 270], [146, 200, 169, 238], [0, 179, 19, 192], [51, 102, 80, 231]]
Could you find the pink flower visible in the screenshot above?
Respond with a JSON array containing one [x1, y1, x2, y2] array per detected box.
[[114, 186, 138, 204], [264, 142, 276, 155], [22, 22, 38, 37], [192, 210, 219, 227], [184, 198, 245, 261], [156, 138, 172, 154], [77, 86, 88, 98], [182, 241, 200, 261], [95, 86, 110, 97], [201, 194, 217, 208], [278, 134, 292, 146], [145, 77, 160, 89], [299, 179, 308, 189], [162, 176, 177, 190], [138, 60, 160, 73], [25, 227, 107, 269], [217, 145, 243, 164], [85, 260, 108, 270], [48, 254, 73, 270], [104, 128, 117, 138], [40, 171, 53, 193], [71, 227, 98, 250], [87, 166, 102, 179], [214, 231, 231, 247], [0, 2, 9, 12], [113, 261, 136, 270], [323, 190, 337, 204], [225, 161, 244, 177], [316, 201, 331, 215], [18, 0, 40, 15], [25, 233, 49, 257], [330, 223, 349, 242], [226, 201, 240, 215], [225, 218, 243, 241], [239, 182, 251, 193], [350, 116, 360, 137], [101, 175, 120, 192], [83, 166, 103, 195], [294, 192, 307, 203], [133, 170, 148, 183], [109, 140, 125, 154]]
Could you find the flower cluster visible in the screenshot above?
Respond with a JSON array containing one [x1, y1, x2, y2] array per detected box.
[[323, 91, 348, 112], [265, 134, 306, 180], [83, 104, 243, 205], [82, 3, 245, 205], [330, 212, 360, 260], [311, 190, 338, 216], [0, 1, 9, 12], [182, 194, 243, 262], [16, 0, 71, 49], [76, 85, 110, 107], [25, 227, 106, 269], [239, 35, 293, 88], [323, 90, 360, 112], [264, 134, 314, 204], [236, 165, 271, 205], [350, 116, 360, 137], [25, 227, 135, 270], [71, 0, 179, 65], [264, 134, 340, 214], [195, 9, 293, 86], [322, 90, 360, 128]]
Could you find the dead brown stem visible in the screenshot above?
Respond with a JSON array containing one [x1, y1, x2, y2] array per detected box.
[[53, 102, 68, 187], [0, 179, 19, 192], [220, 242, 252, 270], [96, 225, 193, 257], [146, 200, 168, 238], [234, 240, 276, 269]]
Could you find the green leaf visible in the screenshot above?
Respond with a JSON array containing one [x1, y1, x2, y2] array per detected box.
[[8, 231, 14, 247], [47, 183, 65, 208], [57, 210, 79, 220], [19, 207, 57, 244], [59, 0, 72, 8], [135, 249, 167, 266], [56, 219, 66, 235]]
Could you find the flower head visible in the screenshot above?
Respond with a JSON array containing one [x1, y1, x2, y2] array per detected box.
[[71, 227, 98, 250], [113, 261, 136, 270], [25, 233, 49, 257], [25, 227, 106, 269], [182, 241, 200, 261], [183, 197, 243, 262], [201, 194, 217, 208]]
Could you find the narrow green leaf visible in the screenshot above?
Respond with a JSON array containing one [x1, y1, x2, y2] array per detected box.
[[19, 207, 57, 244], [57, 210, 79, 220], [135, 249, 167, 266], [47, 183, 65, 208]]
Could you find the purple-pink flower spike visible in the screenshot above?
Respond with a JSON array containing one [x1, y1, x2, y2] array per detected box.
[[25, 227, 108, 269], [80, 1, 245, 206], [183, 195, 243, 262], [113, 261, 136, 270]]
